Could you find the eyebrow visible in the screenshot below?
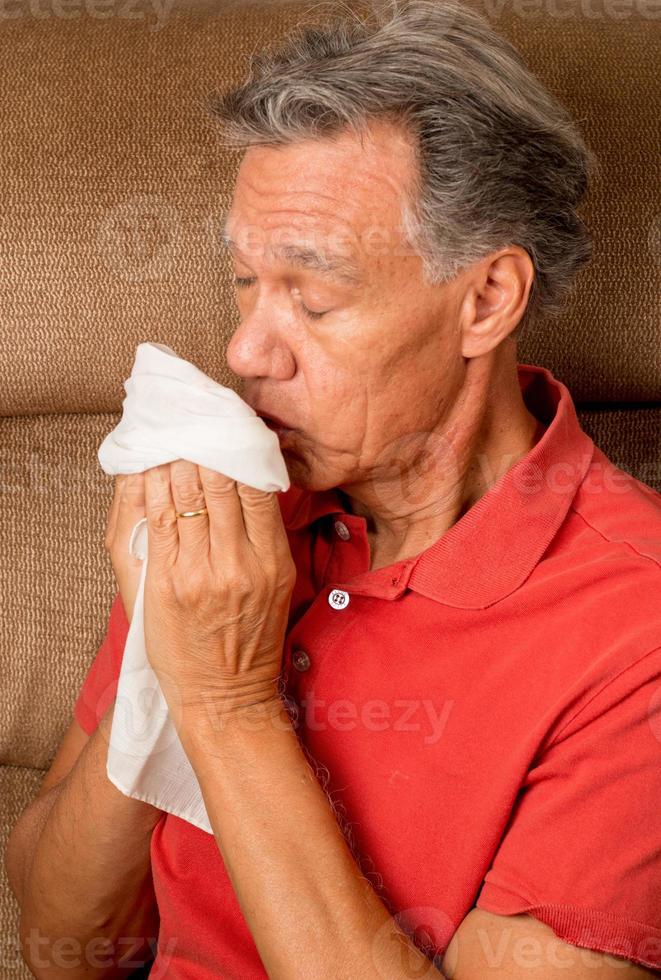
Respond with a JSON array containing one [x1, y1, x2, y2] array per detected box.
[[220, 230, 364, 288]]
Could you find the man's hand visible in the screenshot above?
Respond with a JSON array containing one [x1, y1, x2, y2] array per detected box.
[[104, 472, 147, 625], [141, 459, 296, 736]]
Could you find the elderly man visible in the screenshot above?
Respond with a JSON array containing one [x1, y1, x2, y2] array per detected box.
[[7, 1, 661, 978]]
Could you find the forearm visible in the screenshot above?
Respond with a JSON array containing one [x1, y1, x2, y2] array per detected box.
[[15, 709, 162, 978], [182, 698, 445, 980]]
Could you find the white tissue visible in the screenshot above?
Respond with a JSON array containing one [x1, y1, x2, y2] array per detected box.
[[97, 341, 289, 833]]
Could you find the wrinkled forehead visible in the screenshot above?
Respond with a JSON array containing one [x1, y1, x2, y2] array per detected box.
[[224, 129, 418, 272]]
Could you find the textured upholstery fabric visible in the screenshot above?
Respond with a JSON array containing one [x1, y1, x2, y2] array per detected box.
[[1, 0, 659, 974], [579, 405, 661, 491]]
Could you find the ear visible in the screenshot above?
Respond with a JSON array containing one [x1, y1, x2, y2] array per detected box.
[[459, 246, 534, 359]]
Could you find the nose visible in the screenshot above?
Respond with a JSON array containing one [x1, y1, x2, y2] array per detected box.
[[225, 314, 295, 381]]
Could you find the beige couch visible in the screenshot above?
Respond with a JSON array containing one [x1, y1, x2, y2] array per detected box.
[[1, 0, 659, 974]]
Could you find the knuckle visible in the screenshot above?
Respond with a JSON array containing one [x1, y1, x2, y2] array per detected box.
[[203, 476, 236, 500], [176, 568, 206, 603], [122, 473, 145, 503], [153, 576, 175, 606], [267, 551, 297, 586], [222, 567, 253, 594], [240, 486, 276, 513], [275, 568, 296, 597], [235, 572, 254, 595], [149, 508, 177, 532], [174, 479, 204, 508]]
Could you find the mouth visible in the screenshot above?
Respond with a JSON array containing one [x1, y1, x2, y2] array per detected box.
[[259, 413, 294, 436]]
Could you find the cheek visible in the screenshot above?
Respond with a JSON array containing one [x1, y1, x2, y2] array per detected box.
[[300, 368, 368, 452], [298, 336, 358, 405], [297, 313, 398, 438]]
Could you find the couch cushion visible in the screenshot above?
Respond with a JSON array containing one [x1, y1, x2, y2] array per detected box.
[[1, 413, 117, 769]]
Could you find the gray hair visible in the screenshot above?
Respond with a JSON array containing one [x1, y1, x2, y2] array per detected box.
[[204, 0, 597, 338]]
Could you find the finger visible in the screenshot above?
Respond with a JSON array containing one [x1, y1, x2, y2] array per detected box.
[[144, 463, 178, 570], [169, 459, 210, 563], [198, 466, 246, 562], [236, 482, 287, 553], [104, 474, 125, 548], [119, 473, 148, 566], [106, 473, 145, 549]]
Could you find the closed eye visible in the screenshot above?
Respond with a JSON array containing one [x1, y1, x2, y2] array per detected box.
[[233, 276, 329, 320]]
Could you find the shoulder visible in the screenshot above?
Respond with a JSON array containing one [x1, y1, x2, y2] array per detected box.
[[569, 444, 661, 571], [520, 445, 661, 710]]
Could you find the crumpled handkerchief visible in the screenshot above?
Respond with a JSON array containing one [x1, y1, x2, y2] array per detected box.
[[97, 341, 290, 834]]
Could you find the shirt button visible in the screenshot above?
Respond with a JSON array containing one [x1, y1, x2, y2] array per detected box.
[[334, 520, 351, 541], [291, 649, 311, 672], [328, 589, 350, 610]]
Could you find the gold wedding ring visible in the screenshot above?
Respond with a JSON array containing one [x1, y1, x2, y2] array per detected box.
[[175, 507, 209, 519]]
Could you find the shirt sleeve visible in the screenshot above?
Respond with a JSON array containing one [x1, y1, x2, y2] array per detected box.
[[73, 591, 130, 736], [475, 644, 661, 972]]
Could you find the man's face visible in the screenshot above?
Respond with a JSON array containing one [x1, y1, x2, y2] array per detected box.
[[223, 119, 463, 492]]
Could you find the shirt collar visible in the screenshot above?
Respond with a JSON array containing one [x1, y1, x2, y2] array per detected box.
[[283, 485, 346, 532], [284, 363, 596, 609]]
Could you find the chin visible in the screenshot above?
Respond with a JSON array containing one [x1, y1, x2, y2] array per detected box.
[[283, 456, 333, 493]]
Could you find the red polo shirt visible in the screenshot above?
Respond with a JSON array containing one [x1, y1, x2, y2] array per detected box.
[[74, 362, 661, 976]]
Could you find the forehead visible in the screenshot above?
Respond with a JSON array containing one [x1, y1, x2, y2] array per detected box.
[[223, 120, 417, 278], [220, 228, 366, 287]]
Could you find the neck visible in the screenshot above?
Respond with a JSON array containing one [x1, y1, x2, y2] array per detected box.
[[337, 351, 546, 572]]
